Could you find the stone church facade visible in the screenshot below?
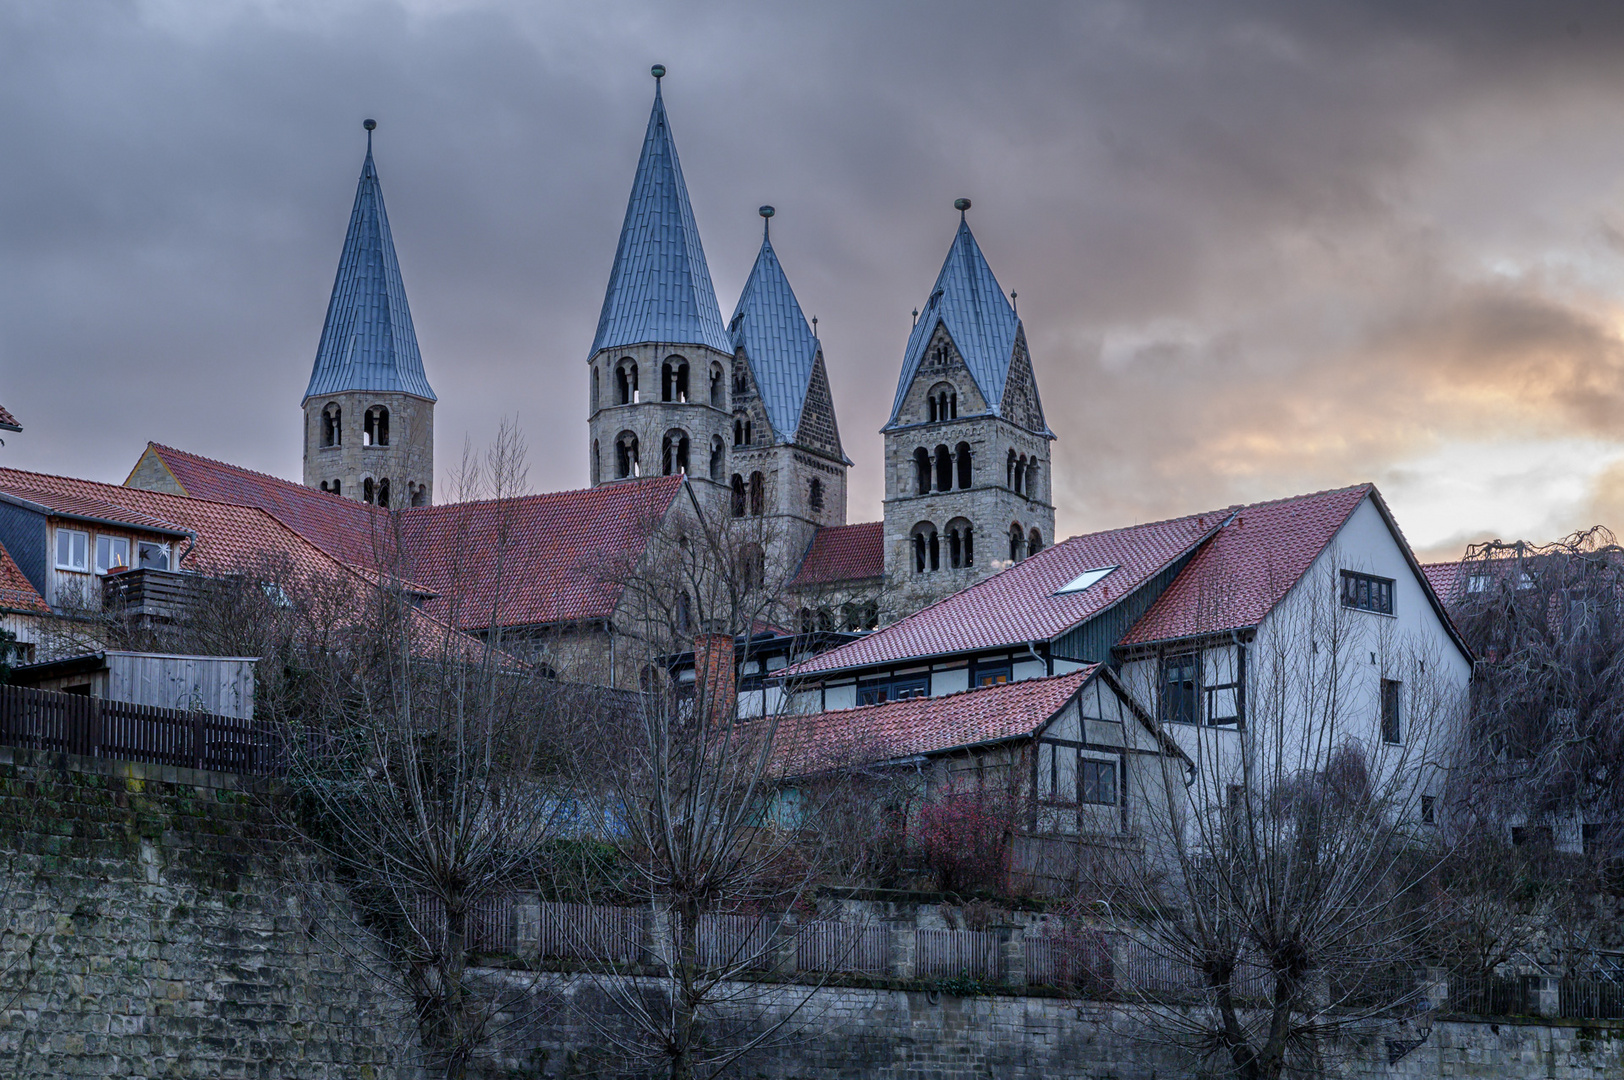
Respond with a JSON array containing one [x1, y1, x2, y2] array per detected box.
[[294, 72, 1057, 626]]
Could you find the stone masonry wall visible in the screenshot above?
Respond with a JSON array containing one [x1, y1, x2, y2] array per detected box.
[[0, 746, 417, 1079]]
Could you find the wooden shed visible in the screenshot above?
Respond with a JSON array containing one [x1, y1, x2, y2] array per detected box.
[[11, 650, 257, 719]]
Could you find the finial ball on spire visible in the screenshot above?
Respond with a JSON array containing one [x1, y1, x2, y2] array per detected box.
[[363, 119, 377, 131], [651, 64, 665, 79], [954, 197, 972, 213], [759, 206, 775, 219]]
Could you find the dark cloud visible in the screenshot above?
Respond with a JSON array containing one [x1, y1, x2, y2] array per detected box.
[[5, 0, 1624, 553]]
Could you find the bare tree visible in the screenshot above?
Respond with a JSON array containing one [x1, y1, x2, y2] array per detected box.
[[1091, 558, 1465, 1079]]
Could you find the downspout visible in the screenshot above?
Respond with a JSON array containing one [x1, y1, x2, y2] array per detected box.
[[176, 530, 197, 567], [1025, 640, 1046, 675]]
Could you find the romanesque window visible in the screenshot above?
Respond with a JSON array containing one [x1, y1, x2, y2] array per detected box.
[[410, 482, 428, 507], [734, 415, 752, 446], [661, 429, 690, 475], [1009, 522, 1026, 562], [749, 472, 765, 516], [946, 518, 974, 569], [592, 367, 600, 412], [615, 431, 640, 479], [709, 436, 725, 482], [912, 521, 940, 574], [927, 382, 958, 423], [934, 445, 952, 492], [914, 448, 931, 495], [591, 440, 601, 485], [617, 358, 638, 404], [330, 480, 341, 496], [808, 477, 824, 512], [377, 478, 391, 508], [1028, 528, 1042, 556], [1007, 449, 1017, 489], [955, 442, 972, 489], [662, 356, 689, 403], [732, 364, 749, 395], [710, 363, 725, 407], [363, 406, 390, 447], [738, 543, 765, 591], [730, 474, 746, 517], [363, 477, 376, 504], [1025, 460, 1039, 499], [321, 403, 342, 447], [320, 481, 330, 493]]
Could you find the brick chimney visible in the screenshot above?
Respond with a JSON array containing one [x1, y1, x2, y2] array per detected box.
[[693, 632, 737, 724]]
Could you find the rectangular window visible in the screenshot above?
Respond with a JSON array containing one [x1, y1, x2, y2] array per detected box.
[[1161, 653, 1199, 724], [137, 541, 169, 570], [1080, 759, 1117, 805], [1421, 795, 1436, 824], [974, 663, 1012, 687], [1340, 570, 1395, 614], [94, 535, 130, 575], [54, 527, 89, 572], [1381, 678, 1402, 744], [856, 675, 929, 706]]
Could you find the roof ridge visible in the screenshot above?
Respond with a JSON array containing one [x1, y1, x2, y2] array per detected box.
[[402, 474, 684, 515], [0, 463, 322, 520], [148, 443, 369, 506]]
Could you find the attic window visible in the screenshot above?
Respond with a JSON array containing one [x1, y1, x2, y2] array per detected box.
[[1056, 566, 1117, 595]]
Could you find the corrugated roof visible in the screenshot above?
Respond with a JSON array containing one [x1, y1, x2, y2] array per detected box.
[[1120, 486, 1370, 645], [789, 522, 885, 587], [885, 218, 1021, 430], [730, 229, 819, 442], [775, 668, 1096, 775], [791, 510, 1218, 675], [590, 81, 730, 358], [303, 131, 437, 403]]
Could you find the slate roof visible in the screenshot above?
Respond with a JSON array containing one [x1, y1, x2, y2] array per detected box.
[[0, 404, 20, 433], [730, 229, 820, 442], [790, 509, 1220, 675], [396, 476, 687, 630], [775, 668, 1096, 775], [789, 522, 886, 587], [303, 131, 436, 403], [126, 444, 689, 631], [1120, 485, 1372, 646], [886, 218, 1022, 430], [133, 443, 390, 568], [0, 542, 48, 614], [590, 80, 730, 358]]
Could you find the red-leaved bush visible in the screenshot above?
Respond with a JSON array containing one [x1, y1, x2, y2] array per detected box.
[[915, 791, 1019, 894]]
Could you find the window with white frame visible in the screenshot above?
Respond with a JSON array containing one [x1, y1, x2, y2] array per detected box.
[[55, 528, 89, 572], [1080, 758, 1118, 805], [95, 535, 130, 575], [137, 541, 169, 570]]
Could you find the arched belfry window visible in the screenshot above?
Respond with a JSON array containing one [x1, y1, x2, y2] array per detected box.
[[377, 477, 391, 508], [709, 436, 725, 482], [748, 472, 765, 516], [955, 442, 972, 489], [1007, 448, 1017, 489], [927, 382, 957, 423], [661, 429, 690, 475], [710, 363, 725, 407], [1025, 460, 1039, 499], [1029, 528, 1043, 556], [592, 367, 600, 412], [363, 477, 376, 504], [615, 431, 640, 479], [912, 521, 940, 574], [662, 356, 690, 403], [617, 358, 638, 405], [914, 448, 931, 495], [363, 406, 390, 447], [591, 440, 601, 485], [934, 445, 952, 492], [808, 477, 824, 513], [730, 474, 746, 518], [1009, 522, 1026, 562], [946, 518, 974, 569], [410, 482, 428, 507], [321, 403, 342, 447]]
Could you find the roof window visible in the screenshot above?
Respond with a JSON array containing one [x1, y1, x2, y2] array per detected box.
[[1056, 566, 1117, 595]]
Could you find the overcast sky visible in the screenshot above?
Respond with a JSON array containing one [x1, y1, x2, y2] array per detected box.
[[7, 1, 1624, 557]]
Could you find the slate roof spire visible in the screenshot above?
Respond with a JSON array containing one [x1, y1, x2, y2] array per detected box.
[[590, 67, 731, 357], [884, 199, 1020, 429], [729, 206, 821, 441], [303, 120, 436, 403]]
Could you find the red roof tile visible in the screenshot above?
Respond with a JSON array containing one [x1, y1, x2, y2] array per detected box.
[[0, 541, 47, 614], [790, 522, 885, 586], [775, 668, 1097, 774], [396, 476, 687, 629], [136, 443, 389, 567], [0, 485, 191, 536], [0, 404, 20, 432], [1120, 485, 1371, 645], [1423, 561, 1466, 604], [791, 509, 1219, 675]]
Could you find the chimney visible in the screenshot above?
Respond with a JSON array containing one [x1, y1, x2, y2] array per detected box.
[[693, 631, 737, 724]]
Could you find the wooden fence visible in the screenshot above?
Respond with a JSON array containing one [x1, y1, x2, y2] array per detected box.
[[0, 683, 280, 775], [1025, 932, 1113, 993], [914, 927, 1002, 981], [696, 913, 776, 971], [536, 902, 646, 963], [795, 922, 890, 975]]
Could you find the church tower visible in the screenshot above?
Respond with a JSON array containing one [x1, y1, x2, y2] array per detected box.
[[726, 206, 851, 558], [587, 67, 732, 506], [882, 199, 1055, 611], [302, 120, 436, 508]]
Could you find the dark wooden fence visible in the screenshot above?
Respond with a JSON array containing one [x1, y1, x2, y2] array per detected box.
[[0, 683, 280, 776]]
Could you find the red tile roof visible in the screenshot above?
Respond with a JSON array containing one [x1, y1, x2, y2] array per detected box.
[[396, 476, 687, 629], [790, 522, 885, 586], [790, 508, 1220, 675], [135, 444, 389, 567], [1120, 485, 1371, 645], [132, 444, 689, 630], [1422, 561, 1466, 604], [0, 542, 47, 614], [0, 404, 20, 432], [0, 485, 192, 536], [775, 668, 1097, 774]]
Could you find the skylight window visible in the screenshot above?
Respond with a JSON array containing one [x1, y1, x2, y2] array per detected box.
[[1056, 566, 1117, 595]]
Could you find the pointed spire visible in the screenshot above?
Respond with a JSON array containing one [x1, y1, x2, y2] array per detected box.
[[590, 67, 730, 357], [303, 120, 436, 403], [883, 200, 1018, 430], [730, 208, 820, 441]]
